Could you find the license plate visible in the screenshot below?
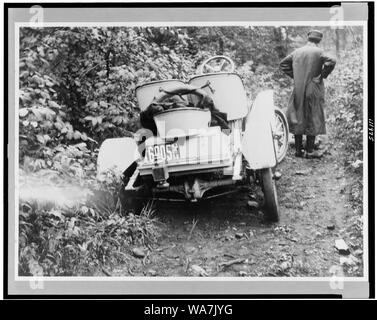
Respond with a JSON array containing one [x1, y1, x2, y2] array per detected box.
[[146, 143, 180, 163]]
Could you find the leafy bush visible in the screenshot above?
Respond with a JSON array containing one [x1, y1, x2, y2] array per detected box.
[[327, 48, 363, 165], [19, 183, 160, 276], [326, 48, 363, 212]]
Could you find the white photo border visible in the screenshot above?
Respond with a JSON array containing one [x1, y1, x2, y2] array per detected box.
[[6, 4, 371, 297]]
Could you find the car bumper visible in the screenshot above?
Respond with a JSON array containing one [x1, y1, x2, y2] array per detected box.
[[138, 157, 232, 177]]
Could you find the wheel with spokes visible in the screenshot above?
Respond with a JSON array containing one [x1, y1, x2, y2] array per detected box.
[[273, 108, 289, 163], [199, 55, 236, 74]]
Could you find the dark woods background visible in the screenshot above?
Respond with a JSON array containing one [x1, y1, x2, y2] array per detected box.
[[18, 26, 364, 276]]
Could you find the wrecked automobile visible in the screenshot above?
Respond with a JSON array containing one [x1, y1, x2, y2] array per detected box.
[[97, 56, 289, 222]]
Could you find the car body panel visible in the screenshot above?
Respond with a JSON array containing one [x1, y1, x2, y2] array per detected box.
[[188, 73, 248, 121], [139, 126, 232, 176], [153, 108, 211, 138], [242, 89, 277, 169], [97, 137, 139, 177], [135, 79, 186, 111]]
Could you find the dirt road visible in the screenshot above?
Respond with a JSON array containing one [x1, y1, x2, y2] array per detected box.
[[112, 141, 364, 278]]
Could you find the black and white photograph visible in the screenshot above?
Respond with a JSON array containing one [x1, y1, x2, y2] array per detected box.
[[3, 3, 373, 298]]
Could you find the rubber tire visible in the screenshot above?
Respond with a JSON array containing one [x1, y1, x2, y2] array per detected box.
[[118, 162, 143, 215], [274, 108, 289, 163], [260, 168, 280, 222], [119, 185, 143, 215]]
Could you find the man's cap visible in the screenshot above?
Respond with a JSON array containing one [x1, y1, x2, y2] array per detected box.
[[307, 30, 323, 42]]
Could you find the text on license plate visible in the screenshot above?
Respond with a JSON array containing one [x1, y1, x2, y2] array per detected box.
[[146, 143, 180, 162]]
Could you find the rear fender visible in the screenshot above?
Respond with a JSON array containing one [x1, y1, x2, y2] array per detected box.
[[241, 90, 277, 170], [97, 138, 139, 178]]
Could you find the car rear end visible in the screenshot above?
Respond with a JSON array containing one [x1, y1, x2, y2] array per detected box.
[[137, 124, 234, 201]]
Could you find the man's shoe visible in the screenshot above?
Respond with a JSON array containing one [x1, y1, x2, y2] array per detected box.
[[305, 150, 323, 159], [294, 135, 304, 158]]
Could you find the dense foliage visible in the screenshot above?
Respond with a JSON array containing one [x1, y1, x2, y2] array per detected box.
[[18, 26, 364, 276], [19, 195, 158, 276]]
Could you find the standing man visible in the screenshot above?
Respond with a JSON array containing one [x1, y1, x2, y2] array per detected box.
[[279, 30, 336, 158]]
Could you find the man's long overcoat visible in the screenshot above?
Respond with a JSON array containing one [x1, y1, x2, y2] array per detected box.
[[279, 43, 336, 135]]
